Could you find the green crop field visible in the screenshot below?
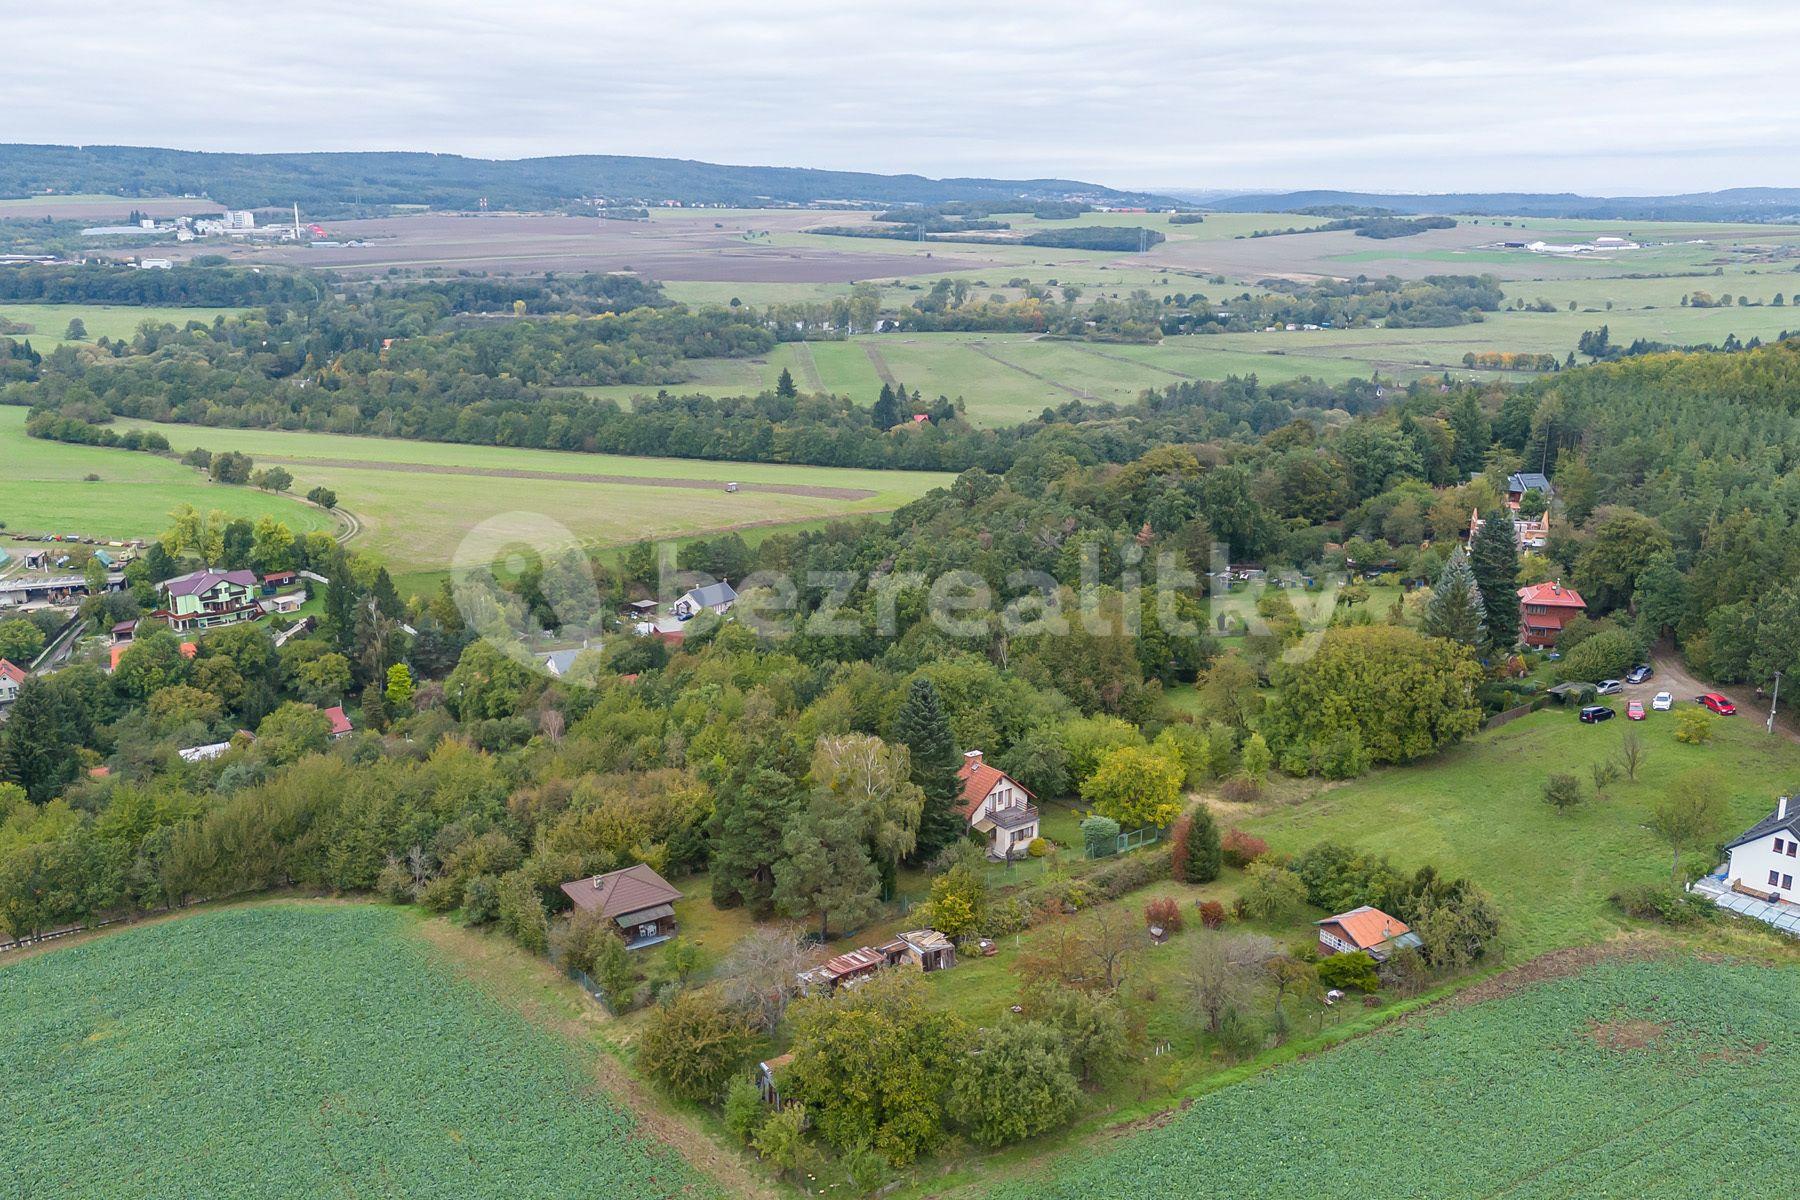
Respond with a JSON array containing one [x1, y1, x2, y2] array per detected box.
[[106, 417, 952, 573], [0, 302, 246, 347], [1244, 708, 1800, 956], [1, 407, 336, 542], [0, 904, 713, 1199], [984, 955, 1796, 1200]]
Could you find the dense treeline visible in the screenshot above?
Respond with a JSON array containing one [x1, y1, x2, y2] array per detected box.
[[0, 144, 1172, 211], [1163, 274, 1503, 334], [0, 262, 325, 307]]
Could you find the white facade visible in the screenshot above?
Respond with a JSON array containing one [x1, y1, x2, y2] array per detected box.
[[1726, 797, 1800, 900], [962, 752, 1039, 852]]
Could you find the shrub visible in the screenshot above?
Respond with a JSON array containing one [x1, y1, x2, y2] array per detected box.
[[419, 873, 462, 913], [636, 991, 761, 1103], [1197, 899, 1227, 929], [1086, 850, 1169, 900], [1027, 837, 1049, 858], [1081, 815, 1121, 859], [1612, 884, 1715, 927], [1145, 896, 1184, 933], [1239, 860, 1307, 921], [496, 870, 548, 953], [1220, 828, 1268, 868], [1674, 709, 1716, 744], [1543, 772, 1584, 813], [1317, 950, 1380, 992], [461, 873, 500, 924], [722, 1075, 767, 1145]]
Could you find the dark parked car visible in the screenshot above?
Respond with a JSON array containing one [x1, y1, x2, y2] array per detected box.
[[1579, 705, 1616, 724], [1626, 665, 1653, 685]]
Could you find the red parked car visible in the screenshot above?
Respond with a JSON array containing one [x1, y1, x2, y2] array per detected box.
[[1697, 693, 1737, 715], [1627, 700, 1645, 720]]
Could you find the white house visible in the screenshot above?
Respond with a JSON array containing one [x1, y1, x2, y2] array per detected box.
[[0, 659, 26, 706], [672, 581, 737, 621], [1724, 796, 1800, 901], [955, 750, 1039, 858]]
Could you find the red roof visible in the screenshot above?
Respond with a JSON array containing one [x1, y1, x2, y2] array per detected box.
[[956, 753, 1032, 817], [1317, 905, 1411, 951], [323, 705, 354, 736], [1517, 582, 1585, 608], [0, 659, 25, 685]]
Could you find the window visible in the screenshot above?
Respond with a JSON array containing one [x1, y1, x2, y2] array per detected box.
[[1779, 838, 1788, 854], [1789, 842, 1797, 858], [1786, 874, 1795, 890], [1771, 870, 1782, 886]]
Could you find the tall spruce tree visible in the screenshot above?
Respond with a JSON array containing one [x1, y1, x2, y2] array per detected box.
[[1424, 550, 1487, 648], [872, 383, 902, 429], [894, 677, 964, 863], [1469, 507, 1521, 651], [709, 765, 804, 915], [775, 367, 798, 398]]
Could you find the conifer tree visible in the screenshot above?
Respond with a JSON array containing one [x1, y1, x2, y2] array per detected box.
[[775, 367, 798, 398], [1469, 507, 1520, 651], [894, 677, 964, 863], [1425, 550, 1487, 648]]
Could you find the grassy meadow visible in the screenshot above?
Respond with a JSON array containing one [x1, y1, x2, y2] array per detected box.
[[0, 302, 246, 347], [1, 407, 336, 542], [104, 417, 952, 573], [0, 904, 715, 1199]]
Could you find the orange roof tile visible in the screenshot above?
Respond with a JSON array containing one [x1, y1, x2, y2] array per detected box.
[[1317, 905, 1411, 951], [956, 754, 1032, 817], [1517, 582, 1585, 609]]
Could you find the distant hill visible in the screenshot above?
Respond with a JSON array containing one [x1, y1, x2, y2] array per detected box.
[[1189, 187, 1800, 223], [0, 144, 1178, 213]]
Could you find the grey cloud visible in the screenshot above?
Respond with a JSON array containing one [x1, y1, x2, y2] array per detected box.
[[5, 0, 1798, 192]]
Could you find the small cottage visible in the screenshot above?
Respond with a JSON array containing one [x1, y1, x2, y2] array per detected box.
[[559, 862, 684, 949], [957, 750, 1039, 859], [1315, 905, 1422, 963]]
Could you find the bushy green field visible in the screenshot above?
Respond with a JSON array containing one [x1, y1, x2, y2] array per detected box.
[[1, 407, 336, 541], [0, 905, 713, 1199], [987, 956, 1795, 1200], [106, 416, 951, 572]]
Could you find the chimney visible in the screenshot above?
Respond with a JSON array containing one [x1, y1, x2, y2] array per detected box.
[[1781, 796, 1790, 820], [964, 750, 983, 767]]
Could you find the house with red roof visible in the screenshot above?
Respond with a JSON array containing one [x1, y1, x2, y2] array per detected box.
[[0, 659, 27, 707], [957, 750, 1039, 859], [1517, 581, 1586, 648], [559, 862, 684, 949], [1315, 905, 1422, 963], [323, 705, 354, 740]]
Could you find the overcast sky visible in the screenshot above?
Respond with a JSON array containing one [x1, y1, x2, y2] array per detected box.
[[9, 1, 1799, 194]]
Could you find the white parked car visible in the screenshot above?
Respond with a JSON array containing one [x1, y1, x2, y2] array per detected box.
[[1652, 691, 1674, 711]]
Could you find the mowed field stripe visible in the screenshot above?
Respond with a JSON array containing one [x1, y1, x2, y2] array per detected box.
[[254, 455, 880, 500]]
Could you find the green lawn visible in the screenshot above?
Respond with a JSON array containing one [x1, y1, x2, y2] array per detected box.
[[104, 417, 952, 574], [0, 904, 712, 1199], [1243, 707, 1800, 956], [0, 407, 336, 542], [0, 302, 245, 348]]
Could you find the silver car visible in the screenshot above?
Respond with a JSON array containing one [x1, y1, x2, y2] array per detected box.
[[1595, 679, 1623, 696]]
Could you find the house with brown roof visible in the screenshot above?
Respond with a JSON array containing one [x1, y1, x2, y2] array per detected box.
[[957, 750, 1039, 859], [559, 862, 684, 949], [152, 568, 262, 632], [1315, 905, 1423, 963]]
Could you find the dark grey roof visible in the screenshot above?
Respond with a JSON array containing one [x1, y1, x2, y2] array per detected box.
[[682, 581, 738, 608], [1726, 804, 1800, 851], [1508, 471, 1553, 495]]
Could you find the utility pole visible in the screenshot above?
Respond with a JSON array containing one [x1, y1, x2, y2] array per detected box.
[[1768, 670, 1783, 735]]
